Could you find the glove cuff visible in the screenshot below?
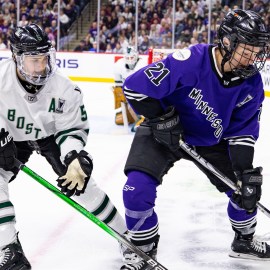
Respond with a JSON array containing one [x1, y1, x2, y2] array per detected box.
[[64, 150, 93, 176], [235, 167, 263, 185], [148, 106, 176, 123], [64, 150, 79, 166]]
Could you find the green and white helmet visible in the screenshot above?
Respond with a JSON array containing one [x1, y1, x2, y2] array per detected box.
[[125, 46, 139, 70]]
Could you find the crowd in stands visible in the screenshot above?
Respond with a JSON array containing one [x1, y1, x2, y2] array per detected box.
[[0, 0, 268, 54], [0, 0, 88, 50], [74, 0, 269, 54]]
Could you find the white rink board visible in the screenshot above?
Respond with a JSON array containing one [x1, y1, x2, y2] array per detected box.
[[0, 50, 269, 92]]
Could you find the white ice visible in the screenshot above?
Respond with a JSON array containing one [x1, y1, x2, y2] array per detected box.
[[9, 82, 270, 270]]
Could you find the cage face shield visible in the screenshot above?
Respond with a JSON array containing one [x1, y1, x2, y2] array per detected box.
[[10, 24, 57, 85], [228, 42, 269, 79], [218, 9, 270, 79], [15, 48, 57, 85]]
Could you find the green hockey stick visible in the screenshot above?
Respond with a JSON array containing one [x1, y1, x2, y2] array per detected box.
[[14, 159, 167, 270], [179, 139, 270, 218]]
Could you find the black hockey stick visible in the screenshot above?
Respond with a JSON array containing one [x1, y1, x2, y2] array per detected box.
[[14, 159, 168, 270], [179, 139, 270, 218]]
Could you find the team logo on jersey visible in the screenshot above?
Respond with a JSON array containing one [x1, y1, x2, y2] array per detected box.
[[172, 48, 191, 61], [236, 94, 253, 107], [56, 98, 66, 113]]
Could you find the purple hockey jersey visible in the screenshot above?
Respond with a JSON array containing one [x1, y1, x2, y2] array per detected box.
[[123, 44, 264, 147]]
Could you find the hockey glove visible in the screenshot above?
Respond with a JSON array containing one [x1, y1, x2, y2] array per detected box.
[[57, 150, 93, 197], [232, 167, 263, 212], [146, 106, 183, 151], [0, 128, 17, 170]]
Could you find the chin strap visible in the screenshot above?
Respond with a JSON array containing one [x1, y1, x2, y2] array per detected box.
[[17, 74, 41, 94], [218, 43, 232, 78]]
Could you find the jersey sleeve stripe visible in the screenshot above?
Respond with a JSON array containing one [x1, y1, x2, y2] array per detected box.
[[57, 134, 86, 147], [228, 140, 255, 147], [225, 135, 255, 147], [55, 128, 89, 140], [124, 87, 148, 101]]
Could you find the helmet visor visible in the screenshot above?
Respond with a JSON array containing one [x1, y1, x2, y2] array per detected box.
[[16, 48, 57, 85]]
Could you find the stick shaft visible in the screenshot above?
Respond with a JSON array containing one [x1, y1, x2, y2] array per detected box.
[[15, 159, 168, 270], [179, 140, 270, 218]]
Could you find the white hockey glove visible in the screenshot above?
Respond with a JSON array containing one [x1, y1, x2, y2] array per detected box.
[[57, 150, 93, 197]]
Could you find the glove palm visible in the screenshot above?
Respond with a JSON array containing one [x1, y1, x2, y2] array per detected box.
[[57, 150, 93, 197], [59, 158, 87, 191]]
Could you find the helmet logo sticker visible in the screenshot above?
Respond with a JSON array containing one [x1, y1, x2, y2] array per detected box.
[[172, 48, 191, 61]]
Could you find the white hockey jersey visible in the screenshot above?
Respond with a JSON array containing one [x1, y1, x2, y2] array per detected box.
[[114, 57, 146, 87], [0, 59, 89, 161]]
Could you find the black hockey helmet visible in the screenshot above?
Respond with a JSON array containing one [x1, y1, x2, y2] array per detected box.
[[10, 24, 57, 85], [218, 9, 270, 79], [10, 23, 52, 55]]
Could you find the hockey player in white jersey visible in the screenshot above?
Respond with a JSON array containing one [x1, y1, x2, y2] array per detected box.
[[0, 24, 127, 270], [113, 46, 145, 131]]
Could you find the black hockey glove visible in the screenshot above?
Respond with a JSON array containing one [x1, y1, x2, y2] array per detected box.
[[232, 167, 263, 212], [0, 128, 17, 170], [57, 150, 93, 197], [146, 106, 183, 151]]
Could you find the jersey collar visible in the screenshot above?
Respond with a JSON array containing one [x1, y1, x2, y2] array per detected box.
[[209, 45, 244, 87]]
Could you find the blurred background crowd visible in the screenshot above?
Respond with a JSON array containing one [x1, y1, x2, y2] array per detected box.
[[0, 0, 269, 54]]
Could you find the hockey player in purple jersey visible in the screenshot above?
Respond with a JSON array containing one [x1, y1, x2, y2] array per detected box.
[[120, 9, 270, 269]]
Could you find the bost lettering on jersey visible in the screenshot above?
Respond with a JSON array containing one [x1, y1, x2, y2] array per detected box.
[[7, 109, 42, 139]]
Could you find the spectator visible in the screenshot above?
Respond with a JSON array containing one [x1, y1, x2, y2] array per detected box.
[[105, 43, 113, 53], [59, 8, 70, 36], [180, 29, 192, 43], [28, 9, 37, 22], [2, 8, 11, 22], [89, 41, 97, 53], [44, 26, 56, 45], [49, 19, 58, 41], [175, 6, 187, 22], [121, 6, 133, 22], [119, 35, 129, 51], [64, 4, 77, 24], [18, 14, 29, 27], [2, 0, 12, 12], [138, 35, 149, 54], [89, 21, 98, 39], [74, 39, 87, 52], [149, 24, 162, 46], [113, 42, 123, 53]]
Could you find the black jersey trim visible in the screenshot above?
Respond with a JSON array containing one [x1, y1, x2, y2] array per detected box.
[[208, 45, 244, 88]]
